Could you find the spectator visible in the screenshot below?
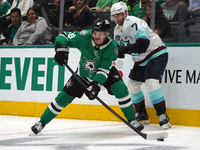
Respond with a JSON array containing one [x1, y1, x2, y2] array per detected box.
[[64, 0, 94, 28], [157, 0, 165, 4], [48, 0, 72, 28], [13, 6, 52, 45], [119, 0, 139, 11], [48, 0, 74, 43], [130, 0, 150, 19], [0, 0, 10, 40], [91, 0, 119, 13], [188, 0, 200, 14], [5, 0, 34, 21], [1, 0, 34, 40], [2, 8, 22, 45], [179, 0, 188, 8], [0, 0, 10, 16], [174, 8, 200, 43], [143, 1, 172, 39], [161, 0, 189, 23]]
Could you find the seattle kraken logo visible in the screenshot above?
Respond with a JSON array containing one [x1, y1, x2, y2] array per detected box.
[[120, 39, 129, 46], [83, 57, 96, 77]]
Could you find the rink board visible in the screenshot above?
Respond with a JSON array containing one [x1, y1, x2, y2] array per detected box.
[[0, 44, 200, 127]]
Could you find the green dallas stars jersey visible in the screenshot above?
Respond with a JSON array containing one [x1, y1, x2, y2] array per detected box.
[[55, 30, 119, 85]]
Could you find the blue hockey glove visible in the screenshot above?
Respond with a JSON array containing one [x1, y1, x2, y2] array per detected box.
[[85, 81, 101, 100], [54, 45, 69, 66]]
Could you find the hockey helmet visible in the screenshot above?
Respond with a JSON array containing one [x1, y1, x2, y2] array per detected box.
[[92, 18, 111, 33], [110, 2, 128, 20]]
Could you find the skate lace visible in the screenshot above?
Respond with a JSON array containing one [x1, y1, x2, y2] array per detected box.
[[34, 122, 43, 131], [159, 113, 166, 122], [130, 120, 140, 128]]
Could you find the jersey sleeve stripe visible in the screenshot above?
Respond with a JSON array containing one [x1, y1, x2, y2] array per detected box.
[[136, 38, 150, 43], [59, 32, 69, 42], [96, 71, 108, 79]]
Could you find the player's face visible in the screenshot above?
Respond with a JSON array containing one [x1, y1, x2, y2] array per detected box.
[[113, 13, 125, 26], [92, 31, 108, 45]]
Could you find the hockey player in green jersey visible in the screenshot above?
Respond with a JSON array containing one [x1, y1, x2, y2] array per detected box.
[[31, 18, 144, 134]]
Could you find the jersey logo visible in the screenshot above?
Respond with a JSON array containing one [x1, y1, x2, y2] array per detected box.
[[120, 39, 129, 46], [115, 35, 120, 41], [79, 30, 88, 36], [114, 47, 118, 56], [65, 79, 73, 88], [83, 57, 97, 77], [125, 18, 130, 22]]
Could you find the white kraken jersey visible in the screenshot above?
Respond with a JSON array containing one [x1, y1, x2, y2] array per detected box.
[[114, 16, 168, 66]]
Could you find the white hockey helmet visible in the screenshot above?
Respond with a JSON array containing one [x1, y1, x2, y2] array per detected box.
[[110, 2, 128, 21]]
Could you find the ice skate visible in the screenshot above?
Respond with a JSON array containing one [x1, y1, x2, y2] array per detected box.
[[31, 121, 45, 134], [158, 112, 171, 130], [129, 119, 144, 131], [135, 108, 150, 124]]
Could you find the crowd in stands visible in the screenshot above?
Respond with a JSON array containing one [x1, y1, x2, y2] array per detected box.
[[143, 1, 172, 39], [0, 0, 200, 45], [13, 6, 52, 45]]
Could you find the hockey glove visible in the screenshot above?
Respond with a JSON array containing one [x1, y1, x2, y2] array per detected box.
[[117, 44, 133, 54], [54, 45, 69, 66], [117, 45, 124, 58], [85, 81, 101, 100], [117, 44, 132, 58]]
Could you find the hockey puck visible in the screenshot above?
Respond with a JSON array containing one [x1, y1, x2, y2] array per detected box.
[[157, 138, 164, 141]]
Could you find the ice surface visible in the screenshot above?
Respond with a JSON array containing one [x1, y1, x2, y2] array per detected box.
[[0, 115, 200, 150]]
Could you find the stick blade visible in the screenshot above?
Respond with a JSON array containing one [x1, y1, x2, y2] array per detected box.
[[146, 131, 168, 140]]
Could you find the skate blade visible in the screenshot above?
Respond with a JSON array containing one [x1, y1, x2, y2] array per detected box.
[[29, 131, 39, 136], [161, 122, 171, 130]]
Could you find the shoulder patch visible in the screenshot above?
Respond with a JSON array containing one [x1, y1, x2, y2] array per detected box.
[[115, 35, 120, 41], [114, 47, 118, 56], [79, 30, 88, 36]]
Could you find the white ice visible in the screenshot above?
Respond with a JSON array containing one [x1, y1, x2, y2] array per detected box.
[[0, 115, 200, 150]]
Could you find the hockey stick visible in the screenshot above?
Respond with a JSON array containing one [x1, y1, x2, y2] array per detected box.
[[40, 7, 168, 140], [64, 63, 168, 141]]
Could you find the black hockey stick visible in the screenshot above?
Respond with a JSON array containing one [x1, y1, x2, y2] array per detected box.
[[64, 63, 168, 140], [40, 7, 168, 140]]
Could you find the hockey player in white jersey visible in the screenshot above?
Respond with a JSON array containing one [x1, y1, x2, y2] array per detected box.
[[111, 2, 171, 130]]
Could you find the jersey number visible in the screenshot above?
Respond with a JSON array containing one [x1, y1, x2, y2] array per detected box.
[[131, 23, 138, 31]]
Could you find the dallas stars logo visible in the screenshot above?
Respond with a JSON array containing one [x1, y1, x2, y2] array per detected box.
[[65, 79, 73, 88], [83, 57, 97, 77]]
